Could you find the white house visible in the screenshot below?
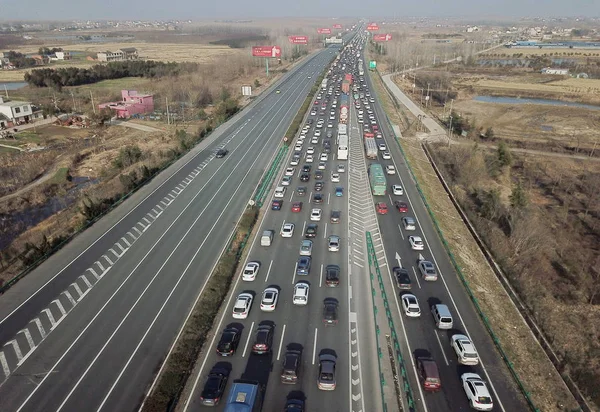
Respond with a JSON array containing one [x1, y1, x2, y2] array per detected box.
[[0, 97, 39, 128]]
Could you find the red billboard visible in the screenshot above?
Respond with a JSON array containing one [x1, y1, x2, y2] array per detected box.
[[251, 46, 282, 58], [367, 23, 379, 31], [288, 36, 308, 44], [317, 28, 332, 34], [333, 24, 342, 29], [373, 34, 392, 42]]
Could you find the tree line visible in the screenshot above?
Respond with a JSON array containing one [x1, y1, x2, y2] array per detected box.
[[24, 60, 198, 90], [2, 51, 36, 68]]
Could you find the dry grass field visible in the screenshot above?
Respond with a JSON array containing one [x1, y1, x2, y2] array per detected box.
[[455, 75, 600, 97], [489, 47, 600, 56]]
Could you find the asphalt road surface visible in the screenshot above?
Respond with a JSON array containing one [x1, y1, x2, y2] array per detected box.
[[0, 44, 347, 412], [361, 55, 527, 411]]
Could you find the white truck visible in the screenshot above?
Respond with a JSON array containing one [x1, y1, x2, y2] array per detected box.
[[364, 136, 378, 159], [321, 78, 328, 89]]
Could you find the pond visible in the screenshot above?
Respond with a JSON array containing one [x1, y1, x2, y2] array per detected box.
[[0, 82, 28, 90], [473, 96, 600, 111]]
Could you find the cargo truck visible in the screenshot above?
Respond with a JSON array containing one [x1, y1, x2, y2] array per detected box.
[[364, 132, 377, 159], [339, 94, 349, 123], [321, 79, 328, 89]]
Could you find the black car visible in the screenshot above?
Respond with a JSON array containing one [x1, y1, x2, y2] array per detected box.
[[272, 200, 283, 210], [252, 324, 274, 354], [216, 327, 241, 356], [330, 210, 341, 224], [314, 170, 324, 180], [307, 118, 314, 124], [314, 181, 324, 192], [302, 165, 312, 173], [312, 193, 323, 204], [200, 367, 229, 406], [285, 399, 305, 411], [323, 145, 332, 154], [394, 267, 411, 290], [281, 350, 302, 384], [323, 298, 339, 325], [300, 173, 310, 182], [305, 223, 318, 238], [215, 149, 229, 158], [325, 265, 340, 287], [296, 186, 307, 196]]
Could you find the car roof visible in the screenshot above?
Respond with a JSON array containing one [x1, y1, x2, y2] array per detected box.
[[418, 357, 439, 377]]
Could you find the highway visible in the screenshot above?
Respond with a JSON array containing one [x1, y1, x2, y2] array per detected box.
[[361, 50, 527, 410], [183, 51, 356, 412], [0, 42, 346, 412]]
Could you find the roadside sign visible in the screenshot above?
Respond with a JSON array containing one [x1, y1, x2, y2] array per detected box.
[[373, 34, 392, 42], [369, 61, 377, 69], [252, 46, 281, 58], [241, 86, 252, 96], [367, 23, 379, 31], [317, 28, 332, 34], [333, 24, 342, 29], [288, 36, 308, 44]]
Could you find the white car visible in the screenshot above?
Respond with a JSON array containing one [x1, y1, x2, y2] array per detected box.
[[293, 282, 310, 305], [307, 146, 315, 155], [329, 114, 335, 120], [310, 208, 322, 221], [260, 287, 279, 312], [382, 151, 391, 160], [242, 261, 260, 281], [232, 293, 253, 319], [280, 222, 295, 238], [320, 153, 328, 161], [331, 173, 340, 183], [401, 294, 421, 317], [281, 175, 292, 186], [378, 143, 387, 151], [311, 137, 319, 144], [402, 217, 416, 231], [461, 373, 493, 411], [451, 334, 479, 365], [327, 123, 333, 128], [328, 235, 340, 252], [306, 154, 314, 163], [337, 164, 345, 173], [392, 185, 404, 195], [408, 236, 424, 251], [314, 129, 321, 137], [285, 167, 295, 176], [290, 157, 299, 166], [385, 165, 396, 175], [318, 162, 327, 170]]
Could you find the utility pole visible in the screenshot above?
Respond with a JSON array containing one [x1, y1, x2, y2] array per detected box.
[[70, 91, 76, 113], [426, 83, 431, 108], [90, 90, 96, 114], [4, 84, 8, 99], [166, 97, 170, 125]]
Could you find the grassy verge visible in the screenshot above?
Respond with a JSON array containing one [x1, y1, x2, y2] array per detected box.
[[141, 206, 259, 412], [369, 70, 579, 410]]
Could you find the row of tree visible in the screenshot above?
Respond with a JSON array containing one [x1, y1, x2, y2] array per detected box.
[[24, 60, 198, 90], [2, 50, 37, 68]]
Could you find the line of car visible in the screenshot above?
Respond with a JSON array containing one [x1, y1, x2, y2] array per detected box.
[[353, 57, 494, 410]]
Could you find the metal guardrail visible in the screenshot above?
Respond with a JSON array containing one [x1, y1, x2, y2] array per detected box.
[[366, 231, 417, 412], [252, 145, 288, 208], [369, 69, 542, 411]]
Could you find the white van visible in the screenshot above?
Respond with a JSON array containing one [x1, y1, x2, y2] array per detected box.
[[274, 186, 286, 198], [431, 304, 453, 329], [261, 230, 274, 247]]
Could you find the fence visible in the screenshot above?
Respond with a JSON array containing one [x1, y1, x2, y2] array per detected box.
[[253, 145, 288, 208], [366, 231, 417, 412], [370, 69, 541, 411]]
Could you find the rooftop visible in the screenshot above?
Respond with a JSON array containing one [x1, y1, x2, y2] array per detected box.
[[0, 100, 31, 108]]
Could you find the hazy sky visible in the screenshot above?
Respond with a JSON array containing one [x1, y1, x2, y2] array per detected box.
[[2, 0, 598, 21]]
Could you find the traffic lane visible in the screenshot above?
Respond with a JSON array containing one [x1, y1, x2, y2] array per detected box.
[[0, 60, 311, 345], [0, 156, 269, 412]]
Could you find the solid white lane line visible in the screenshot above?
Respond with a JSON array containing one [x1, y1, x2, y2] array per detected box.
[[276, 324, 287, 361], [434, 331, 450, 366], [323, 222, 328, 239], [312, 328, 318, 365], [397, 224, 404, 240], [242, 322, 255, 358], [264, 260, 274, 283], [291, 262, 298, 285]]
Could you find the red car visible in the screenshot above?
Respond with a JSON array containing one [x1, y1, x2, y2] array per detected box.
[[314, 100, 319, 105], [395, 201, 408, 213], [376, 202, 388, 215], [292, 201, 303, 213]]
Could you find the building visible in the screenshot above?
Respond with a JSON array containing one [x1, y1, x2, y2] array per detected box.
[[30, 54, 50, 65], [541, 67, 569, 75], [97, 90, 154, 119], [97, 48, 139, 62], [54, 51, 72, 60], [0, 97, 42, 128]]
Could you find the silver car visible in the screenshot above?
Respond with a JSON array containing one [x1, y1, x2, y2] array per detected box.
[[328, 235, 340, 252], [300, 239, 313, 256]]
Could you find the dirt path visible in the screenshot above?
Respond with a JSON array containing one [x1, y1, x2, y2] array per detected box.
[[0, 143, 24, 152], [112, 120, 163, 132], [0, 162, 63, 203]]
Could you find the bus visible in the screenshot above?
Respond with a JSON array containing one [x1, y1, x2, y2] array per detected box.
[[224, 380, 263, 412], [368, 163, 387, 196], [337, 134, 348, 160]]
